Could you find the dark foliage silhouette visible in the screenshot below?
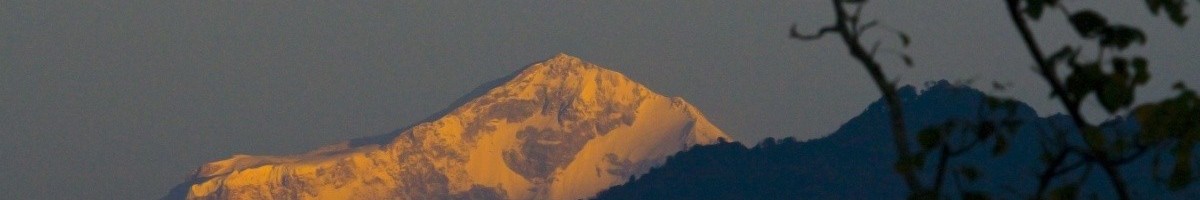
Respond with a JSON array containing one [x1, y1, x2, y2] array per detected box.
[[791, 1, 1200, 198]]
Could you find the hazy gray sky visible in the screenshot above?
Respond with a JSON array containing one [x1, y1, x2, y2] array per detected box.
[[1, 1, 1197, 199]]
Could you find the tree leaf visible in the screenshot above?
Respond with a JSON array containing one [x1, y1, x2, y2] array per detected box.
[[1065, 62, 1103, 102], [894, 155, 926, 174], [1168, 153, 1194, 190], [1069, 10, 1108, 38], [1047, 46, 1075, 64], [1134, 103, 1169, 143], [1082, 128, 1107, 149], [1164, 0, 1189, 26], [1040, 151, 1055, 163], [1112, 57, 1130, 76], [963, 191, 989, 200], [977, 122, 996, 139], [1143, 0, 1189, 26], [1099, 26, 1147, 49], [1132, 57, 1150, 85], [1048, 184, 1080, 200], [1025, 0, 1046, 19], [1097, 80, 1133, 113], [842, 0, 867, 4], [1146, 0, 1164, 14], [1112, 138, 1130, 154], [917, 128, 942, 150], [961, 166, 982, 182]]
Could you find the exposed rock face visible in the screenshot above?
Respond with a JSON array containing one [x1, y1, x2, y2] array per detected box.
[[167, 53, 730, 200]]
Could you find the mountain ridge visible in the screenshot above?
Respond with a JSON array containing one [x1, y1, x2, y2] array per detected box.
[[593, 80, 1197, 199]]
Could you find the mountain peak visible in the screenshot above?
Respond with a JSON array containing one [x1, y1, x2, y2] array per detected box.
[[468, 53, 652, 114], [549, 52, 583, 63], [525, 53, 591, 75], [170, 53, 729, 200], [516, 53, 600, 81]]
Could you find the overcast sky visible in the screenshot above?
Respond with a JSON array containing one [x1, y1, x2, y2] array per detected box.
[[2, 1, 1197, 199]]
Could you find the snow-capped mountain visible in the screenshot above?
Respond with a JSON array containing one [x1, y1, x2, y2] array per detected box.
[[165, 53, 730, 200]]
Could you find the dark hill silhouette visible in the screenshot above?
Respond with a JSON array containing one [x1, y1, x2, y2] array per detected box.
[[594, 80, 1197, 199]]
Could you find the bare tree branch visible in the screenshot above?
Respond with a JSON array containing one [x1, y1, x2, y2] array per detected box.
[[1004, 0, 1131, 198], [790, 24, 840, 41], [828, 0, 923, 193]]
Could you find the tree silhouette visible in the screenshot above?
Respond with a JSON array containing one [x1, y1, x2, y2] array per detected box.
[[792, 0, 1200, 199]]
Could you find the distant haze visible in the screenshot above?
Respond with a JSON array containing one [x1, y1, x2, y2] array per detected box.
[[1, 1, 1197, 199]]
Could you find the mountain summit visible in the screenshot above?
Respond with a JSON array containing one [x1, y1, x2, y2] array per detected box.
[[166, 53, 730, 200]]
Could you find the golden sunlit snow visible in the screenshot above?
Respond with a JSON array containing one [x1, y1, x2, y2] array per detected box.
[[180, 54, 730, 200]]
